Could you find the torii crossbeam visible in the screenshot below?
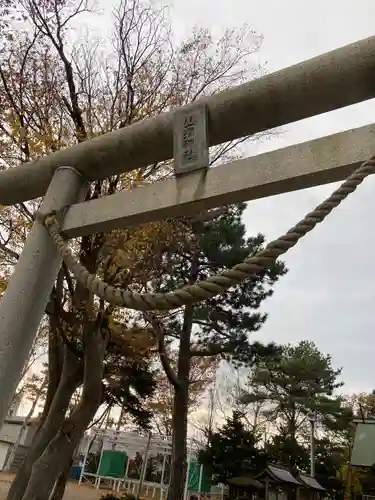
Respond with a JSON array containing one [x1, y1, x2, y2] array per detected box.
[[0, 35, 375, 426]]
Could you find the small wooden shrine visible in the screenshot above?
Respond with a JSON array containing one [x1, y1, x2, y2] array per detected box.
[[227, 463, 326, 500], [297, 473, 326, 500], [256, 464, 302, 500]]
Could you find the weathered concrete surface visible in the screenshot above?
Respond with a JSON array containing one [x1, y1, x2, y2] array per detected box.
[[1, 35, 375, 204], [0, 167, 88, 429], [61, 123, 375, 238]]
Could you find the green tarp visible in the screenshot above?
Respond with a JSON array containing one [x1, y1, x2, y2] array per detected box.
[[188, 459, 211, 493], [96, 451, 211, 491], [98, 450, 127, 478]]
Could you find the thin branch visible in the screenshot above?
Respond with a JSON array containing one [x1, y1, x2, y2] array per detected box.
[[87, 404, 112, 430], [190, 342, 239, 357], [143, 312, 180, 389], [0, 242, 19, 261], [62, 262, 75, 298]]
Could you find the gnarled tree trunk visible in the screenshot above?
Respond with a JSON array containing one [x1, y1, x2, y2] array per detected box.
[[6, 347, 82, 500], [39, 313, 65, 427], [21, 320, 108, 500], [49, 458, 73, 500]]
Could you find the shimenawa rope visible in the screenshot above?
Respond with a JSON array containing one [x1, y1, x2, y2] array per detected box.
[[37, 156, 375, 311]]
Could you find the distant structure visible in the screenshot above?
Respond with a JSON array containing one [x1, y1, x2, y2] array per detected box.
[[8, 392, 22, 417], [0, 416, 38, 471]]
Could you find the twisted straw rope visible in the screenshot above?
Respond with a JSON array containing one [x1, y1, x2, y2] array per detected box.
[[38, 157, 375, 311]]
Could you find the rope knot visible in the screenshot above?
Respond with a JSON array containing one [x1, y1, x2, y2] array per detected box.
[[36, 207, 68, 229]]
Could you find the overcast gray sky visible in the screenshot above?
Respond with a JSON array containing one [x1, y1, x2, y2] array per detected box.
[[91, 0, 375, 395], [171, 0, 375, 395]]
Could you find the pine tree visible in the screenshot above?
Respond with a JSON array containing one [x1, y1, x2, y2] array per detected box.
[[242, 340, 344, 441], [199, 411, 267, 483], [0, 0, 274, 498], [146, 202, 287, 500]]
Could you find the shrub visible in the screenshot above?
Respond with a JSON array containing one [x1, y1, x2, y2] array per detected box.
[[100, 494, 121, 500]]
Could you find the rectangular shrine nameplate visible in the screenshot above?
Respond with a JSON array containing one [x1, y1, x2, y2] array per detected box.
[[173, 103, 209, 175]]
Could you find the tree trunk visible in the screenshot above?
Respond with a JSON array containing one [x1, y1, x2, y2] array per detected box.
[[168, 384, 190, 500], [167, 306, 193, 500], [288, 403, 297, 441], [40, 315, 64, 426], [49, 458, 73, 500], [6, 348, 82, 500], [21, 320, 108, 500]]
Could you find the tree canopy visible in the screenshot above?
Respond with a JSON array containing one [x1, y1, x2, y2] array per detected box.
[[142, 200, 286, 500], [2, 3, 371, 500], [198, 411, 267, 484], [0, 2, 278, 500], [241, 340, 345, 440], [198, 340, 375, 500]]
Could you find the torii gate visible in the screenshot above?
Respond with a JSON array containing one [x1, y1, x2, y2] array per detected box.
[[0, 35, 375, 427]]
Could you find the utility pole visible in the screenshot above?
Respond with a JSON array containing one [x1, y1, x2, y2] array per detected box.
[[307, 411, 316, 477]]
